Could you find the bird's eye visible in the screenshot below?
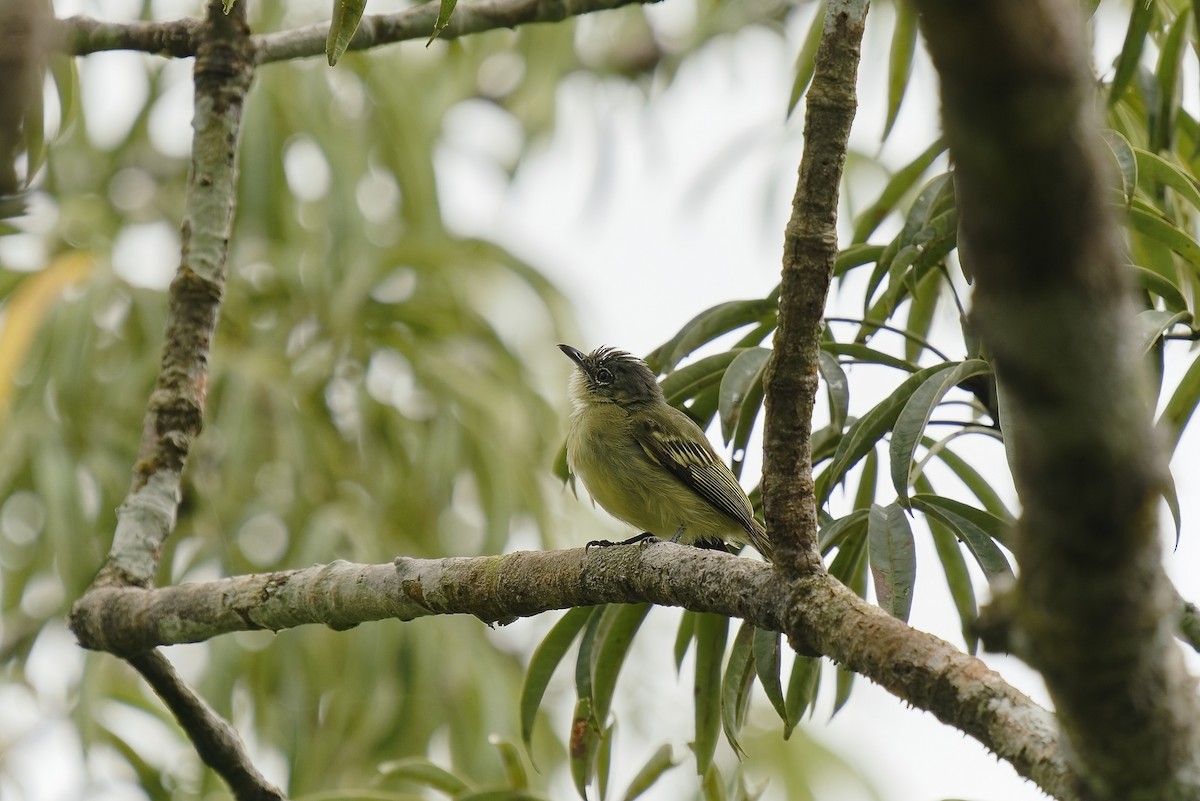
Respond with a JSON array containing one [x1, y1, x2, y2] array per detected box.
[[594, 367, 614, 385]]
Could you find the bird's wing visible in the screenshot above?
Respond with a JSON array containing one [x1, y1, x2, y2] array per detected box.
[[633, 414, 759, 536]]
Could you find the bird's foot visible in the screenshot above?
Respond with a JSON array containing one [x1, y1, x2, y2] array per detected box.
[[586, 532, 661, 550]]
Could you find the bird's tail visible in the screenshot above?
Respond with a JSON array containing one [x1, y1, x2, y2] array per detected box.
[[749, 519, 773, 562]]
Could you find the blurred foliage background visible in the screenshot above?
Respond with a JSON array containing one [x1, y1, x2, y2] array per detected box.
[[3, 0, 1200, 799]]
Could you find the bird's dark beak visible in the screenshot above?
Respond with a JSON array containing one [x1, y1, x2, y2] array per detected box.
[[558, 343, 587, 367]]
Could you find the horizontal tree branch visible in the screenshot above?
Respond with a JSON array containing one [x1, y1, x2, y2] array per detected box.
[[54, 0, 661, 62], [70, 542, 1073, 798], [253, 0, 660, 64]]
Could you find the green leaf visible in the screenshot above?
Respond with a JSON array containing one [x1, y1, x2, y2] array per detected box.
[[904, 269, 942, 363], [648, 300, 776, 372], [835, 243, 887, 276], [853, 446, 878, 511], [1133, 265, 1188, 311], [1152, 7, 1190, 152], [719, 347, 771, 444], [883, 1, 918, 141], [693, 613, 728, 776], [575, 606, 607, 700], [1109, 0, 1156, 106], [786, 1, 827, 117], [910, 495, 1013, 579], [661, 351, 741, 405], [620, 744, 678, 801], [831, 665, 855, 718], [1158, 351, 1200, 451], [1133, 146, 1200, 211], [1135, 308, 1191, 353], [490, 736, 529, 790], [674, 610, 697, 672], [596, 723, 614, 801], [889, 359, 991, 506], [821, 341, 920, 372], [867, 502, 916, 621], [427, 0, 458, 44], [22, 63, 45, 184], [1164, 470, 1183, 547], [817, 508, 869, 554], [569, 697, 600, 800], [1127, 199, 1200, 267], [721, 622, 757, 757], [375, 757, 472, 795], [923, 489, 979, 652], [1101, 129, 1138, 206], [591, 604, 652, 724], [817, 350, 850, 434], [817, 362, 964, 507], [784, 656, 821, 737], [752, 627, 787, 726], [521, 606, 594, 750], [326, 0, 368, 65], [851, 141, 948, 243], [922, 439, 1014, 521], [701, 762, 727, 801]]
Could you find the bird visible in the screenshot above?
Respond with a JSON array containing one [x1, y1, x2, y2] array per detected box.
[[559, 343, 772, 560]]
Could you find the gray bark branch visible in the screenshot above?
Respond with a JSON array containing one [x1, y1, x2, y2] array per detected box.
[[912, 0, 1200, 797]]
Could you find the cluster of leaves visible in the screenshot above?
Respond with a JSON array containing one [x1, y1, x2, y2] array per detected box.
[[536, 0, 1200, 795]]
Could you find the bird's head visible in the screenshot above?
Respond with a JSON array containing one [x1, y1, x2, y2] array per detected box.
[[559, 344, 664, 409]]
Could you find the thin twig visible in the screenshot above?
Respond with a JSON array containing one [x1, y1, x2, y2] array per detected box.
[[129, 650, 286, 801]]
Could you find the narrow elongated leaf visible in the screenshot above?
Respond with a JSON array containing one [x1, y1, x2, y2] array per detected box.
[[592, 604, 651, 724], [784, 656, 821, 736], [693, 613, 728, 776], [621, 744, 678, 801], [489, 736, 529, 790], [786, 1, 828, 117], [904, 269, 942, 363], [569, 696, 599, 800], [1158, 352, 1200, 451], [719, 347, 771, 444], [921, 438, 1014, 521], [817, 349, 850, 434], [1136, 308, 1191, 353], [661, 351, 741, 405], [910, 495, 1013, 579], [911, 493, 1013, 547], [1133, 146, 1200, 211], [817, 508, 869, 554], [1127, 201, 1200, 266], [376, 757, 472, 795], [927, 505, 979, 653], [1152, 7, 1190, 152], [1133, 265, 1188, 311], [596, 723, 613, 801], [1109, 0, 1156, 105], [575, 606, 607, 699], [427, 0, 458, 44], [1101, 128, 1138, 206], [890, 359, 992, 506], [520, 607, 594, 748], [867, 503, 916, 621], [822, 341, 920, 372], [853, 446, 878, 511], [326, 0, 368, 65], [702, 762, 727, 801], [817, 362, 963, 507], [752, 628, 787, 726], [675, 610, 697, 672], [832, 665, 855, 718], [721, 622, 757, 757], [648, 300, 776, 371], [883, 1, 918, 141], [835, 243, 888, 276], [851, 140, 948, 243]]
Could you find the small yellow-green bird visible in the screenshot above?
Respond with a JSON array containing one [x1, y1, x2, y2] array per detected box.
[[559, 344, 772, 560]]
